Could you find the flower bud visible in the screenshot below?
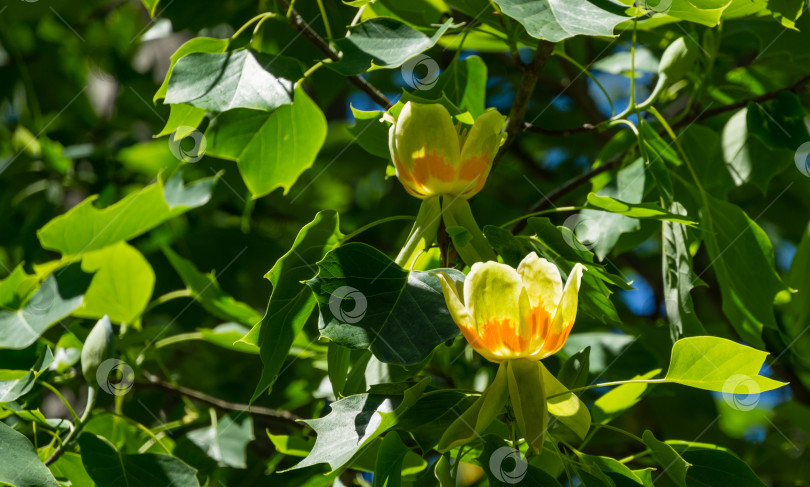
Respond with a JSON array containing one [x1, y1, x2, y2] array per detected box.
[[81, 315, 113, 381], [388, 102, 505, 199], [658, 35, 699, 86]]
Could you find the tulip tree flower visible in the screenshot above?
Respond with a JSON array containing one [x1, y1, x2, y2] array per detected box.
[[435, 253, 586, 454], [387, 101, 506, 268]]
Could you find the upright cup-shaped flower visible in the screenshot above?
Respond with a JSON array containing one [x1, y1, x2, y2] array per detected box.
[[436, 252, 585, 363], [388, 102, 505, 199]]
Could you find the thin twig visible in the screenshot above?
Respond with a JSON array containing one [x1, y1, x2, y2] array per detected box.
[[497, 39, 555, 160], [140, 371, 301, 423], [510, 159, 621, 234], [275, 0, 393, 109], [671, 73, 810, 129]]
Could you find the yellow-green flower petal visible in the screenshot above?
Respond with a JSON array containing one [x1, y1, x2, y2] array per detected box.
[[390, 102, 461, 197], [435, 271, 471, 329], [550, 263, 585, 337], [517, 252, 562, 315]]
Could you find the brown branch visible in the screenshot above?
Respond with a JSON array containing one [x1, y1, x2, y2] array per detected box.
[[140, 371, 302, 423], [672, 73, 810, 129], [510, 158, 621, 234], [524, 122, 598, 136], [275, 0, 393, 109], [497, 39, 555, 160]]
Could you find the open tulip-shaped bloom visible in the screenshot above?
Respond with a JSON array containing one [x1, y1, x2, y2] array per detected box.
[[435, 253, 586, 454], [388, 102, 505, 199], [437, 253, 585, 363]]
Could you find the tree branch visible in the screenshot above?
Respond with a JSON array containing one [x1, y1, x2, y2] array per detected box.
[[498, 40, 555, 159], [140, 371, 302, 423], [671, 73, 810, 129], [275, 0, 393, 109], [510, 158, 621, 234]]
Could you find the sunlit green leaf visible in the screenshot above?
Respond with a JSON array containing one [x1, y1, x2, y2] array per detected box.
[[664, 336, 786, 392], [37, 172, 219, 259], [165, 50, 303, 112], [205, 85, 326, 198], [328, 18, 452, 75], [493, 0, 630, 42]]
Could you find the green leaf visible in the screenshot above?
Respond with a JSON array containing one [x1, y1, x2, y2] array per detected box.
[[328, 18, 452, 75], [164, 247, 260, 326], [420, 55, 488, 117], [492, 0, 630, 42], [647, 0, 732, 26], [477, 434, 563, 487], [525, 218, 623, 325], [75, 243, 155, 324], [0, 348, 53, 403], [438, 364, 508, 451], [699, 193, 788, 347], [662, 202, 706, 340], [576, 159, 645, 261], [747, 92, 809, 152], [49, 452, 93, 487], [205, 85, 327, 198], [187, 414, 254, 469], [641, 430, 689, 487], [37, 171, 219, 259], [558, 345, 590, 389], [307, 242, 464, 365], [292, 378, 429, 471], [327, 341, 351, 398], [0, 275, 84, 349], [155, 37, 229, 103], [155, 104, 207, 139], [586, 193, 696, 224], [540, 362, 590, 441], [592, 369, 661, 424], [79, 433, 200, 486], [372, 432, 409, 487], [198, 323, 259, 354], [249, 211, 342, 401], [0, 421, 60, 487], [722, 108, 793, 192], [679, 448, 766, 486], [397, 389, 477, 452], [164, 50, 303, 112], [347, 107, 390, 159], [0, 264, 38, 310], [663, 336, 787, 392], [140, 0, 159, 17], [581, 454, 645, 485]]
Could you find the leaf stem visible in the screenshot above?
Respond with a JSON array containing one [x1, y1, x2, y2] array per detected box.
[[315, 0, 334, 41], [341, 215, 416, 243], [143, 289, 193, 315], [40, 382, 80, 424], [545, 378, 665, 399], [230, 12, 276, 42], [44, 385, 97, 466]]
